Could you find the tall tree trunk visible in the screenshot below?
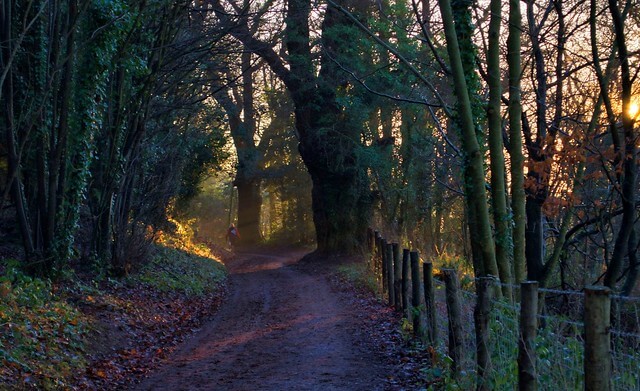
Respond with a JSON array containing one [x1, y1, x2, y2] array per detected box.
[[586, 0, 636, 290], [2, 1, 38, 262], [235, 177, 262, 244], [44, 0, 77, 267], [318, 3, 371, 254], [303, 155, 369, 253], [213, 0, 372, 255], [449, 0, 499, 281], [234, 50, 263, 245], [217, 97, 263, 245], [507, 0, 525, 283], [621, 228, 638, 295], [487, 0, 512, 297], [213, 49, 264, 246], [603, 0, 637, 289], [437, 0, 499, 282], [523, 0, 554, 282], [90, 66, 126, 264], [525, 195, 545, 280]]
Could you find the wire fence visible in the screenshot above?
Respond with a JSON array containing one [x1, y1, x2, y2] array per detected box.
[[367, 229, 640, 390], [445, 278, 638, 390]]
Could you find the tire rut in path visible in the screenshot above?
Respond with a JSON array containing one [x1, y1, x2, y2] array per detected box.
[[135, 251, 391, 390]]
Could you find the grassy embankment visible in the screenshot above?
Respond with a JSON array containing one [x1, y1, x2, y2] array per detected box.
[[0, 221, 227, 389]]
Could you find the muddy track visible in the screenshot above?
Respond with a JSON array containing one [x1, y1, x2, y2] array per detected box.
[[134, 250, 392, 390]]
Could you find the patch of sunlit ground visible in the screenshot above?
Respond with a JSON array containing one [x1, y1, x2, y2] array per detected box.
[[156, 217, 225, 265], [134, 217, 227, 296]]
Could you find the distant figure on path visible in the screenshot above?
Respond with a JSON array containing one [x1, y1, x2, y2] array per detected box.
[[226, 224, 240, 249]]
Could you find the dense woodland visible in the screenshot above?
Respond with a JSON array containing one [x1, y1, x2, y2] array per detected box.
[[1, 0, 640, 296]]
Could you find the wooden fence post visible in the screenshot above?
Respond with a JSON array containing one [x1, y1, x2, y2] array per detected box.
[[584, 286, 611, 391], [393, 243, 402, 312], [518, 281, 538, 391], [374, 233, 379, 269], [423, 261, 437, 346], [367, 228, 374, 271], [380, 238, 388, 294], [442, 268, 463, 378], [375, 234, 382, 289], [475, 277, 493, 390], [411, 251, 425, 338], [385, 242, 395, 306], [367, 229, 374, 268], [402, 249, 411, 320]]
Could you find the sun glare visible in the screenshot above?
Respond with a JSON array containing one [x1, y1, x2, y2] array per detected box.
[[628, 102, 640, 119]]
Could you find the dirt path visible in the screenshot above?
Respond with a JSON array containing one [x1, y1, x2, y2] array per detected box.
[[134, 250, 393, 390]]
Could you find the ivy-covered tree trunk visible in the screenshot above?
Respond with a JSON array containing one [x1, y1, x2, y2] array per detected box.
[[43, 0, 77, 270], [437, 0, 500, 281], [487, 0, 513, 297], [507, 0, 526, 283], [290, 61, 370, 254], [5, 0, 82, 273], [213, 0, 371, 256], [90, 64, 127, 264], [449, 0, 490, 279], [1, 1, 36, 257], [296, 1, 371, 255], [298, 125, 370, 254]]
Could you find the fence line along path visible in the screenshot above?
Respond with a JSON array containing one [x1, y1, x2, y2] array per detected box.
[[367, 227, 640, 390]]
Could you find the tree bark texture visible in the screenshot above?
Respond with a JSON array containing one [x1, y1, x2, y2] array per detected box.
[[474, 277, 493, 390], [437, 0, 500, 283], [422, 261, 437, 346], [294, 0, 371, 254], [603, 0, 637, 290], [487, 0, 512, 298], [525, 197, 544, 281], [411, 251, 425, 339], [233, 50, 263, 245], [235, 178, 262, 245], [213, 0, 372, 256], [584, 286, 611, 391], [518, 281, 538, 391], [507, 0, 526, 284], [442, 268, 464, 377], [393, 243, 402, 312]]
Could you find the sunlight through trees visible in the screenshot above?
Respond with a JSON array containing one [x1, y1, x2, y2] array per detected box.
[[1, 0, 639, 293]]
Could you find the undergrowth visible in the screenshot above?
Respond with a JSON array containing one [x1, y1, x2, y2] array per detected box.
[[134, 245, 226, 295], [0, 263, 88, 389], [0, 218, 227, 389], [136, 218, 227, 295], [419, 297, 640, 390], [336, 262, 378, 293]]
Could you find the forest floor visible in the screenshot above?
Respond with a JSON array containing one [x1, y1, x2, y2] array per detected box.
[[126, 249, 430, 390]]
